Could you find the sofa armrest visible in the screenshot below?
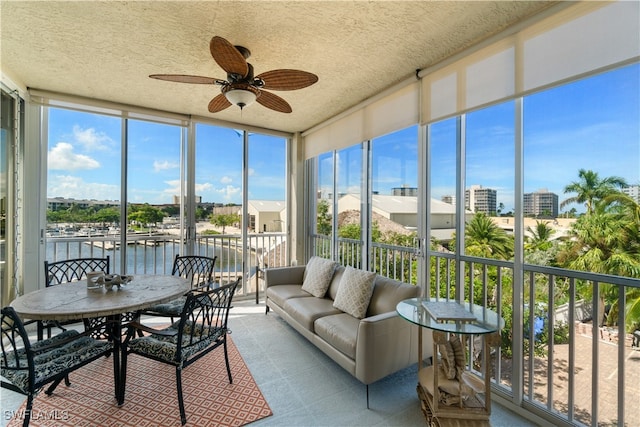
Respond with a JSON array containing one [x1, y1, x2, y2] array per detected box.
[[355, 311, 417, 384], [264, 265, 306, 288]]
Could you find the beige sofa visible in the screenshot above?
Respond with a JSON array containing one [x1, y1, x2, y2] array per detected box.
[[265, 257, 433, 407]]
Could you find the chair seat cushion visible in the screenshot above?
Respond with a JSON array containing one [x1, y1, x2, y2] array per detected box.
[[144, 296, 187, 317], [128, 321, 225, 362], [1, 330, 113, 393]]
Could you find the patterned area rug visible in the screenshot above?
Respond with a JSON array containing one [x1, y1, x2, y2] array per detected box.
[[8, 337, 272, 427]]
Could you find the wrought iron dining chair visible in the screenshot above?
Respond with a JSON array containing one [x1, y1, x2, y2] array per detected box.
[[38, 256, 111, 340], [138, 254, 217, 321], [1, 306, 113, 427], [121, 278, 240, 425]]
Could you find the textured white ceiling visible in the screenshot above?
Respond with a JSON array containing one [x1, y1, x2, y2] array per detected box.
[[1, 1, 554, 133]]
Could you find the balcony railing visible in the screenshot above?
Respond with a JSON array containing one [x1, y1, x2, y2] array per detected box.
[[312, 234, 418, 284], [310, 233, 640, 427], [45, 232, 287, 297]]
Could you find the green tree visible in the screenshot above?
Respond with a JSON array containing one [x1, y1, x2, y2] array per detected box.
[[209, 213, 239, 234], [560, 168, 627, 214], [93, 207, 120, 225], [162, 205, 180, 216], [128, 204, 166, 227], [525, 220, 555, 252], [461, 212, 513, 260], [316, 199, 332, 236], [558, 191, 640, 331]]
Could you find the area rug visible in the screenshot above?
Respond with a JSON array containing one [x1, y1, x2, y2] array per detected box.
[[8, 337, 272, 427]]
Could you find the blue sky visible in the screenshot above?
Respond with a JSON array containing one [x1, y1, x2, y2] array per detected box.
[[47, 112, 286, 205], [47, 63, 638, 212]]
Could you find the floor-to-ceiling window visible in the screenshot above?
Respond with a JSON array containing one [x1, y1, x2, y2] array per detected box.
[[194, 124, 289, 292], [126, 119, 184, 274], [336, 144, 363, 268], [521, 63, 639, 425], [371, 125, 418, 282], [247, 132, 288, 276], [312, 151, 335, 259], [1, 89, 22, 305], [45, 108, 124, 267], [307, 61, 639, 426], [428, 117, 459, 298], [40, 104, 289, 297]]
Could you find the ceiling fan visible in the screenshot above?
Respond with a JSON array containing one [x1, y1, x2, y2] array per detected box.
[[149, 36, 318, 114]]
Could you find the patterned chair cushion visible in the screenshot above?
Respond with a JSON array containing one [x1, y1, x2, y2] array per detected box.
[[1, 330, 113, 393], [332, 266, 376, 319], [128, 321, 225, 363], [144, 296, 187, 317]]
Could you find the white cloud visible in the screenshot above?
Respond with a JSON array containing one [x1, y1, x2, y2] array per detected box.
[[216, 185, 241, 200], [160, 180, 211, 196], [220, 176, 233, 184], [48, 142, 100, 170], [195, 182, 212, 193], [48, 175, 119, 200], [72, 125, 112, 151], [153, 160, 179, 172]]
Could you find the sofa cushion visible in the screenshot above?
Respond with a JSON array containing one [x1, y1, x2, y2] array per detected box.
[[283, 297, 342, 331], [266, 285, 312, 308], [302, 256, 337, 298], [315, 313, 359, 359], [367, 275, 419, 316], [327, 266, 345, 301], [332, 266, 376, 319]]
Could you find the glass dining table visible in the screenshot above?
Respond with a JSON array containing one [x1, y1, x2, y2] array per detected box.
[[10, 274, 190, 405]]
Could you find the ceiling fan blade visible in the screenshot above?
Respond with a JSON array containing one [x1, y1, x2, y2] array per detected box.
[[256, 90, 292, 113], [210, 36, 249, 78], [208, 93, 232, 113], [149, 74, 219, 84], [256, 69, 319, 91]]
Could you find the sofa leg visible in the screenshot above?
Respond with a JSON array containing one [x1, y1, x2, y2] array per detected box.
[[366, 384, 369, 409]]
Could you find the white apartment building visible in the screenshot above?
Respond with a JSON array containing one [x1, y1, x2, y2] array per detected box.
[[465, 185, 497, 215]]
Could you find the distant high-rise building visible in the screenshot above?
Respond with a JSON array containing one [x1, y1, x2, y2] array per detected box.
[[524, 189, 558, 218], [622, 185, 640, 203], [441, 195, 456, 206], [392, 186, 418, 197], [465, 185, 497, 214]]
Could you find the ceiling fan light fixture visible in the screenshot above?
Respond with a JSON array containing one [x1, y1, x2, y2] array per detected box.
[[224, 87, 257, 110]]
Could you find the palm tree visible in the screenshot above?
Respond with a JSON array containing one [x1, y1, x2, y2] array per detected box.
[[525, 220, 555, 252], [464, 212, 513, 260], [558, 193, 640, 330], [560, 169, 628, 214]]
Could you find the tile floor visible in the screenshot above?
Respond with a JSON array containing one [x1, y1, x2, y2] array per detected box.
[[1, 299, 544, 426]]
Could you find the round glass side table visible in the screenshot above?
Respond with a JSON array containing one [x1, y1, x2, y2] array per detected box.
[[396, 298, 503, 426]]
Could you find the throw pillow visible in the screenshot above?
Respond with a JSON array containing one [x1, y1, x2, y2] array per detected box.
[[332, 266, 376, 319], [301, 256, 337, 298], [438, 341, 457, 380]]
